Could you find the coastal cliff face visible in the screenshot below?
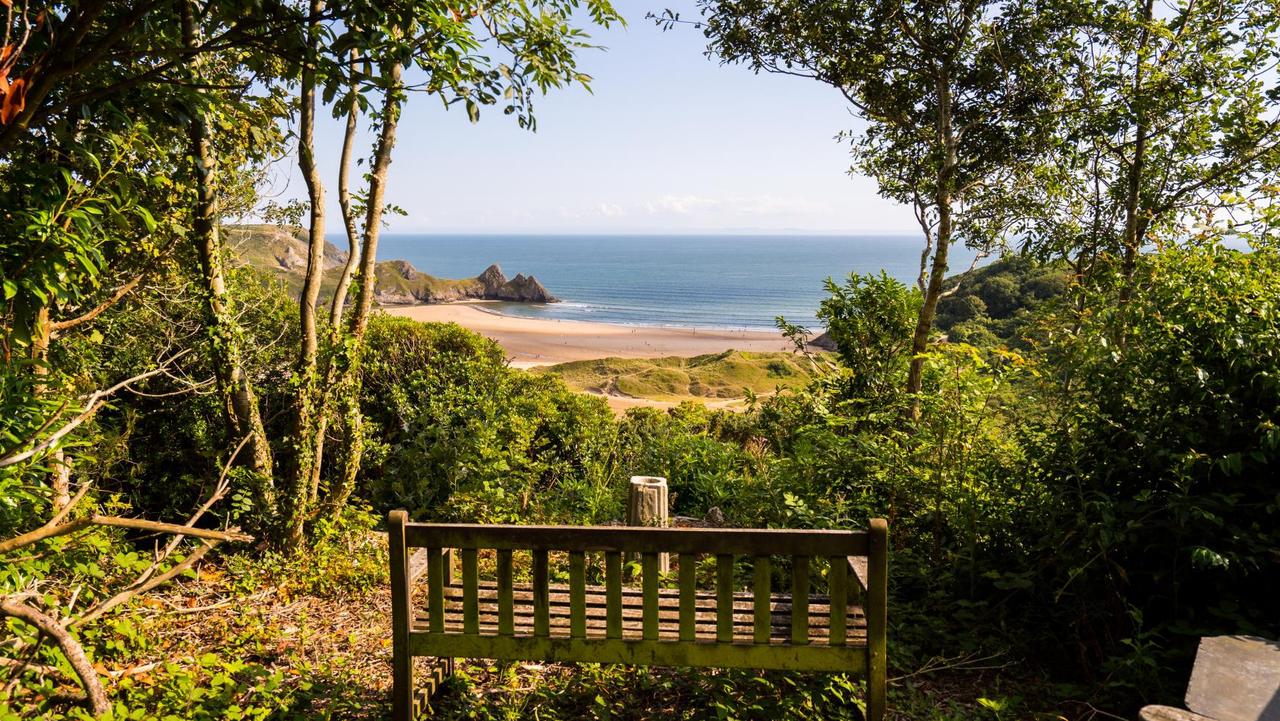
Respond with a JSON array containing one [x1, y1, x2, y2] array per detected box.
[[225, 224, 558, 306], [375, 261, 558, 305]]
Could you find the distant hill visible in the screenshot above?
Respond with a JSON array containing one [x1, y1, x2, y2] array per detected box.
[[224, 224, 557, 305], [808, 254, 1073, 351], [934, 254, 1072, 345]]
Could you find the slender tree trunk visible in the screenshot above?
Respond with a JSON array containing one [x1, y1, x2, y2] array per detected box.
[[905, 72, 957, 411], [28, 306, 73, 512], [308, 57, 364, 514], [280, 0, 328, 550], [181, 1, 275, 513], [349, 62, 402, 340], [324, 61, 403, 516], [1119, 0, 1155, 304], [330, 51, 364, 327]]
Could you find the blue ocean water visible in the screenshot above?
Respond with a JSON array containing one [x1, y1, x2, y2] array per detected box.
[[372, 234, 975, 331]]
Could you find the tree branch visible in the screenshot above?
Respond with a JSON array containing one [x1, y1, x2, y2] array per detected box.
[[73, 539, 219, 628], [0, 515, 250, 555], [0, 598, 109, 717], [0, 358, 183, 468], [49, 274, 145, 332]]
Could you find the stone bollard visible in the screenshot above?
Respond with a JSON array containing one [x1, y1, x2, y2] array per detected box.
[[626, 476, 669, 573]]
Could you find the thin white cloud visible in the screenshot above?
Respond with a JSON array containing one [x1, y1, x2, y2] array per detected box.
[[630, 193, 834, 218]]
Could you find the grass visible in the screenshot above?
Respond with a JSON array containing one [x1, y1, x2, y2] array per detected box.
[[537, 351, 818, 402]]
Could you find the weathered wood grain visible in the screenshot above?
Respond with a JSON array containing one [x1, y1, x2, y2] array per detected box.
[[1185, 635, 1280, 721], [404, 523, 868, 557]]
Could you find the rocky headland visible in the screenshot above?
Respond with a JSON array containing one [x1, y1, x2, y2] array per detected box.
[[225, 224, 557, 306]]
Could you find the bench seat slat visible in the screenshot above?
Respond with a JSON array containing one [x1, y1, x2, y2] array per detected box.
[[642, 552, 660, 641], [828, 555, 848, 646], [605, 551, 622, 639], [753, 556, 771, 644], [532, 549, 550, 637], [414, 580, 868, 646], [716, 554, 734, 643], [569, 551, 587, 639], [792, 556, 810, 645]]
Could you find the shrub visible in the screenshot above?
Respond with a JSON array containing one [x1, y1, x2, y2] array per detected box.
[[359, 314, 620, 525], [1026, 242, 1280, 692]]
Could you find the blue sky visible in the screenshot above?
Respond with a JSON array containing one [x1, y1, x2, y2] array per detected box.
[[263, 0, 918, 234]]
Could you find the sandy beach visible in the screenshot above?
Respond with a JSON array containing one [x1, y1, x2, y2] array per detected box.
[[383, 303, 792, 367]]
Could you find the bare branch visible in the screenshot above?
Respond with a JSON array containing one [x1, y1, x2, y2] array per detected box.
[[0, 515, 250, 556], [73, 539, 219, 628], [0, 356, 186, 468], [0, 598, 109, 717], [49, 274, 145, 333]]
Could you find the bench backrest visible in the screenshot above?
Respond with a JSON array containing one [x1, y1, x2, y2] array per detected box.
[[388, 514, 887, 674], [1186, 636, 1280, 721]]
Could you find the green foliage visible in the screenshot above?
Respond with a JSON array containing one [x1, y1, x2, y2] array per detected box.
[[809, 272, 919, 398], [934, 256, 1074, 346], [433, 663, 869, 721], [1027, 0, 1280, 287], [232, 505, 389, 599], [1023, 242, 1280, 689], [358, 314, 620, 525]]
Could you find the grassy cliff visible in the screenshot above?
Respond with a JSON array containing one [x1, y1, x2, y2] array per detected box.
[[224, 224, 553, 305], [537, 350, 816, 401]]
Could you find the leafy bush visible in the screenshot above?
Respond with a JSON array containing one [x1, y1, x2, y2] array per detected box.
[[359, 314, 621, 525], [1025, 242, 1280, 691]]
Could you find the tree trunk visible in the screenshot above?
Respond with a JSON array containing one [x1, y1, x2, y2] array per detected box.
[[182, 1, 275, 512], [905, 72, 957, 411], [28, 306, 73, 512], [280, 0, 328, 551], [325, 60, 403, 517], [330, 51, 364, 327], [309, 64, 364, 517], [1119, 0, 1155, 305]]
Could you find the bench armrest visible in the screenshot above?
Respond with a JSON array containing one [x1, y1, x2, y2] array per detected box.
[[847, 555, 869, 592]]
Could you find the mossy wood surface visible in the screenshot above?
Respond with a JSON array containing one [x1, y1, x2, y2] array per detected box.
[[388, 513, 888, 721]]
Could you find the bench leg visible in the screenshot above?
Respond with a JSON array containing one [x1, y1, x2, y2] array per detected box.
[[866, 518, 888, 721], [392, 637, 415, 721], [389, 510, 415, 721]]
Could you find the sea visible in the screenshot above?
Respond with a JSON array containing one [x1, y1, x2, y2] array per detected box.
[[373, 234, 980, 331]]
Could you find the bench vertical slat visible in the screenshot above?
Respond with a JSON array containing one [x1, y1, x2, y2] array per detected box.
[[569, 551, 587, 639], [678, 553, 697, 642], [642, 552, 660, 641], [866, 519, 889, 721], [461, 548, 479, 635], [605, 551, 623, 639], [716, 554, 734, 643], [753, 555, 771, 644], [532, 549, 550, 637], [388, 511, 414, 721], [427, 547, 445, 634], [791, 555, 810, 645], [827, 555, 848, 646], [496, 548, 514, 636]]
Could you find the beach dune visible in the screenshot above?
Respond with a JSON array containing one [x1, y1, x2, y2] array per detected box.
[[385, 303, 793, 368]]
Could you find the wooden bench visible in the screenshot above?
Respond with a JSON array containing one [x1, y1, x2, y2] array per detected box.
[[1139, 636, 1280, 721], [387, 511, 888, 720]]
